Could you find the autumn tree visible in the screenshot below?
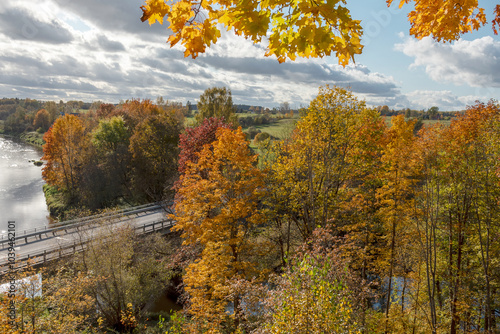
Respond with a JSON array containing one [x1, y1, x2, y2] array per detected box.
[[113, 99, 163, 130], [173, 127, 266, 332], [262, 254, 360, 334], [195, 87, 238, 125], [376, 115, 419, 333], [43, 101, 58, 123], [177, 116, 232, 175], [74, 224, 171, 332], [263, 85, 381, 242], [95, 103, 116, 119], [42, 114, 91, 202], [406, 101, 500, 334], [33, 109, 50, 132]]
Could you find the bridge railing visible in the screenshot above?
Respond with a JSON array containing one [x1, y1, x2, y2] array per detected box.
[[0, 202, 173, 246], [0, 219, 174, 277], [0, 202, 169, 240]]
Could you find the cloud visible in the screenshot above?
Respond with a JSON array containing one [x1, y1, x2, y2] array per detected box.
[[396, 36, 500, 87], [405, 90, 486, 111], [96, 35, 126, 52], [0, 6, 73, 44], [50, 0, 167, 38]]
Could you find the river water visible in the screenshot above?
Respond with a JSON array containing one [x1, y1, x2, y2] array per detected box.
[[0, 136, 50, 234]]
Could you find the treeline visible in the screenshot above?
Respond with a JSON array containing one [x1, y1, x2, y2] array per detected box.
[[2, 86, 499, 333], [0, 98, 95, 135], [376, 104, 456, 120]]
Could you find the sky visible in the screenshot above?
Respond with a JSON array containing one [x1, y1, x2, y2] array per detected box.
[[0, 0, 498, 111]]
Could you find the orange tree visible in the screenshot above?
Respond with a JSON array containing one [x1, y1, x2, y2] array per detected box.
[[42, 114, 91, 203], [172, 127, 266, 332]]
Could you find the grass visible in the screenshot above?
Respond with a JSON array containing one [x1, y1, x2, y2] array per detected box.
[[183, 114, 298, 139], [252, 117, 298, 139], [20, 131, 45, 147]]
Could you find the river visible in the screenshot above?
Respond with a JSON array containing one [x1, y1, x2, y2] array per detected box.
[[0, 136, 50, 233]]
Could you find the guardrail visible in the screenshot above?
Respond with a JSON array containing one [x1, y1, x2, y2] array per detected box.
[[0, 202, 172, 247], [0, 219, 174, 276]]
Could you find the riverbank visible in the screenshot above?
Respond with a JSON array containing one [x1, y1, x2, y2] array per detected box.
[[0, 131, 45, 147], [20, 131, 45, 147]]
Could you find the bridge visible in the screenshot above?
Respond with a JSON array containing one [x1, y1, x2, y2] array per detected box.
[[0, 202, 174, 276]]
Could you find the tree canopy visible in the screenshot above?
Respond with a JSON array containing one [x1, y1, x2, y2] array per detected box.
[[140, 0, 500, 64]]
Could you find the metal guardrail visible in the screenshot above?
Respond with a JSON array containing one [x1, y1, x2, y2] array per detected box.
[[0, 202, 164, 240], [0, 219, 174, 276], [0, 202, 172, 246]]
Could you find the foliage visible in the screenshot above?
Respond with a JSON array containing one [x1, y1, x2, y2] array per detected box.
[[388, 0, 499, 41], [140, 0, 363, 64], [140, 0, 499, 63], [42, 114, 91, 202], [173, 127, 266, 332], [195, 87, 238, 125], [253, 131, 271, 144], [263, 85, 382, 242], [262, 254, 361, 334], [177, 116, 232, 175], [75, 225, 172, 332], [33, 109, 50, 132], [129, 110, 183, 201], [0, 263, 96, 333], [87, 116, 132, 207]]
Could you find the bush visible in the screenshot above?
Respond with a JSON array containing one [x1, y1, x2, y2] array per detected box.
[[245, 127, 261, 139], [253, 132, 270, 144]]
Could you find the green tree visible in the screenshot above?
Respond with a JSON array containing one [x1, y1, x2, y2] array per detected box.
[[129, 111, 183, 201], [87, 116, 132, 206], [195, 87, 238, 125]]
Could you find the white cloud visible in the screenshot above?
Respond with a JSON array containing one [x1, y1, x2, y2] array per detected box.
[[396, 36, 500, 87], [405, 90, 486, 111]]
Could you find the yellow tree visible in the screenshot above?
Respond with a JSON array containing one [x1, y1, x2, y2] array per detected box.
[[264, 254, 361, 334], [265, 85, 380, 242], [376, 115, 418, 333], [173, 127, 265, 332]]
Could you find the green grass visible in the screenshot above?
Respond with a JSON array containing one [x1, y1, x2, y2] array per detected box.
[[20, 131, 45, 147], [252, 118, 298, 139], [183, 114, 298, 139], [422, 119, 452, 126]]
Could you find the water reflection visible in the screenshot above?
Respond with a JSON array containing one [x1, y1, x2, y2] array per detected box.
[[0, 136, 51, 232]]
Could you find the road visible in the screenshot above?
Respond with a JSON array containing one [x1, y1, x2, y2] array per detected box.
[[0, 203, 173, 276]]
